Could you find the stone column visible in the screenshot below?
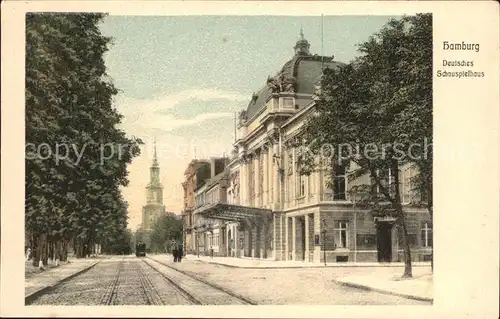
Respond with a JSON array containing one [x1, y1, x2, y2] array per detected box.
[[285, 216, 289, 260], [273, 144, 280, 211], [292, 216, 296, 261], [233, 225, 237, 258], [254, 151, 260, 207], [272, 213, 276, 260], [263, 148, 269, 207], [267, 146, 273, 207], [305, 214, 310, 262], [239, 157, 248, 206], [291, 147, 296, 206]]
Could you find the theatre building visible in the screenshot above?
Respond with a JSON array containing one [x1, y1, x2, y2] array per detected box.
[[187, 31, 433, 263]]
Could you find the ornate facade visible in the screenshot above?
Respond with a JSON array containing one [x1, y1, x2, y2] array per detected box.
[[189, 31, 433, 263]]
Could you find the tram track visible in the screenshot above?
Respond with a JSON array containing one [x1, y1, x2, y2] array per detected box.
[[144, 257, 257, 305], [99, 257, 123, 305], [136, 259, 165, 305], [140, 258, 201, 305]]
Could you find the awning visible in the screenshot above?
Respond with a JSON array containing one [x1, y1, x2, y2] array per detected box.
[[194, 202, 273, 225]]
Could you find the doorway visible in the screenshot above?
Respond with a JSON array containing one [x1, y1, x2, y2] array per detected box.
[[300, 217, 306, 261], [376, 222, 392, 262]]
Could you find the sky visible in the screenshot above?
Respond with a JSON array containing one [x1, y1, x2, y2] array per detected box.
[[98, 15, 399, 231]]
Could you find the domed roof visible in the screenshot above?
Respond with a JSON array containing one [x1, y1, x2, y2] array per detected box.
[[244, 32, 345, 119]]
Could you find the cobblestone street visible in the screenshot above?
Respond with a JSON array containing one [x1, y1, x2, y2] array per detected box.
[[26, 255, 431, 305]]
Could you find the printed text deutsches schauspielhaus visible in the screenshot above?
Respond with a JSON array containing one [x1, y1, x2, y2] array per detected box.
[[437, 41, 484, 78]]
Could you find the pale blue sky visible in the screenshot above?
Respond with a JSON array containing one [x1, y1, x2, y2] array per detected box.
[[98, 15, 399, 230]]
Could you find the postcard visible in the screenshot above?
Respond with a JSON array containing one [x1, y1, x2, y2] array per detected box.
[[1, 1, 498, 318]]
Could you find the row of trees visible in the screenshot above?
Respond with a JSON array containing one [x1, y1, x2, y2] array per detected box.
[[133, 213, 183, 254], [301, 14, 432, 277], [25, 13, 142, 267]]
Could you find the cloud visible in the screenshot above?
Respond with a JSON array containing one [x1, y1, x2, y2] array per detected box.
[[114, 88, 248, 136], [115, 88, 248, 115], [112, 88, 250, 230]]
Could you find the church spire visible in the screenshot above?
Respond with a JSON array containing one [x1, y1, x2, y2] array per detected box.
[[152, 137, 159, 167]]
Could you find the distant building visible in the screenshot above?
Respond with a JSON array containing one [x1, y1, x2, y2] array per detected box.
[[181, 157, 229, 255], [141, 141, 166, 231]]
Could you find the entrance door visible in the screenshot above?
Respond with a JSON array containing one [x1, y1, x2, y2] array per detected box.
[[300, 217, 306, 261], [376, 222, 392, 262]]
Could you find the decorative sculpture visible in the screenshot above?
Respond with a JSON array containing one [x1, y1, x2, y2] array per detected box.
[[267, 73, 297, 93], [238, 110, 247, 124]]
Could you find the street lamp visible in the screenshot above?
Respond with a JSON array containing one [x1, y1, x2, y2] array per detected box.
[[322, 219, 327, 266]]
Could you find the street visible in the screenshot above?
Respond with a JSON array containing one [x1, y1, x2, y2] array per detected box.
[[26, 255, 431, 305]]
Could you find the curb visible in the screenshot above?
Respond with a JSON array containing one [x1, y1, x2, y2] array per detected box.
[[25, 260, 101, 305], [331, 279, 433, 303], [199, 260, 431, 270]]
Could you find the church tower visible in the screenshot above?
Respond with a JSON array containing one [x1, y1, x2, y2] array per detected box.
[[141, 139, 166, 230]]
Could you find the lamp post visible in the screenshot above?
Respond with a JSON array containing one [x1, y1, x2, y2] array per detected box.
[[322, 219, 327, 266]]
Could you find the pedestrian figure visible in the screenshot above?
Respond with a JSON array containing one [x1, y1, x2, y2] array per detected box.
[[177, 244, 183, 263], [173, 247, 178, 262]]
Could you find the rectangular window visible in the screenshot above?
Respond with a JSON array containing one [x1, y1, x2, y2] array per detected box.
[[421, 221, 433, 247], [287, 151, 293, 175], [307, 174, 312, 196], [297, 173, 305, 198], [334, 221, 349, 248], [296, 149, 305, 198], [374, 168, 394, 197], [322, 170, 333, 201], [333, 163, 346, 200]]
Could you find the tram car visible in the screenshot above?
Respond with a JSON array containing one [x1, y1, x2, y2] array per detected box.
[[135, 242, 146, 257]]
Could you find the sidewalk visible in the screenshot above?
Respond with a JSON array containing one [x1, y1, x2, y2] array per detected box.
[[332, 269, 433, 302], [181, 254, 432, 269], [25, 257, 102, 298], [152, 254, 433, 303]]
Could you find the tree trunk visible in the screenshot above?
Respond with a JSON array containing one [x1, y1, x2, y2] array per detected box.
[[32, 234, 40, 267], [42, 234, 49, 266], [398, 215, 413, 277], [48, 240, 54, 261], [61, 239, 68, 262], [54, 240, 61, 266], [393, 159, 412, 278], [36, 233, 47, 269], [75, 239, 82, 258]]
